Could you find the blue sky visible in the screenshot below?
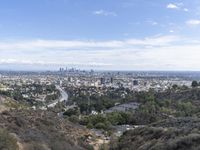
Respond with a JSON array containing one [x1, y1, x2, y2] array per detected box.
[[0, 0, 200, 71]]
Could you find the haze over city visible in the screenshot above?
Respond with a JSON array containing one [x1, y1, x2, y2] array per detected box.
[[0, 0, 200, 71]]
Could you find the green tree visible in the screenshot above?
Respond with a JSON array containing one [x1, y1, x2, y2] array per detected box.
[[95, 122, 106, 129], [191, 81, 198, 88], [63, 107, 80, 117], [172, 84, 178, 89]]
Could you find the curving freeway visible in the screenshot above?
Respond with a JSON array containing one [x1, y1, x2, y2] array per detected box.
[[47, 85, 68, 108]]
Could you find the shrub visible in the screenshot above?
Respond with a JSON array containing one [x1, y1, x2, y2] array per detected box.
[[0, 129, 19, 150], [69, 115, 79, 123], [95, 122, 106, 130], [86, 122, 94, 129]]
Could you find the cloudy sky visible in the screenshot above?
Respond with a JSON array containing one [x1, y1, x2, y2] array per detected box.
[[0, 0, 200, 71]]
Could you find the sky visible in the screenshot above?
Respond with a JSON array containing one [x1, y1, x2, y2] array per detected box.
[[0, 0, 200, 71]]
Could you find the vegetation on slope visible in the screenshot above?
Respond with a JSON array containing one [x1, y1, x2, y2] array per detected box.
[[0, 129, 18, 150], [112, 117, 200, 150], [0, 109, 93, 150]]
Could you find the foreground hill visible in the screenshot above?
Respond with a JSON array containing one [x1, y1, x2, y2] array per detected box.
[[0, 107, 93, 150], [112, 117, 200, 150]]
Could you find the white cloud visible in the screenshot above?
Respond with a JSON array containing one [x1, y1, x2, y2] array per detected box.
[[166, 3, 189, 12], [146, 20, 158, 26], [125, 35, 179, 46], [93, 10, 117, 16], [167, 3, 179, 9], [0, 59, 112, 67], [1, 36, 200, 70], [0, 35, 180, 52], [186, 19, 200, 26]]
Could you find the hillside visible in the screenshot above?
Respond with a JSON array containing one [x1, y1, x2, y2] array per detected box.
[[112, 118, 200, 150], [0, 95, 94, 150], [109, 88, 200, 150]]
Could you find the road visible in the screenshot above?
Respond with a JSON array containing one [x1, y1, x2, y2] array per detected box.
[[47, 85, 68, 108]]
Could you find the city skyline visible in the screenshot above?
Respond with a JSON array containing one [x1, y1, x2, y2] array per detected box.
[[0, 0, 200, 71]]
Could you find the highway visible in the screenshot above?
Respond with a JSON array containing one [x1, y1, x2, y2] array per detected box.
[[47, 85, 68, 108]]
